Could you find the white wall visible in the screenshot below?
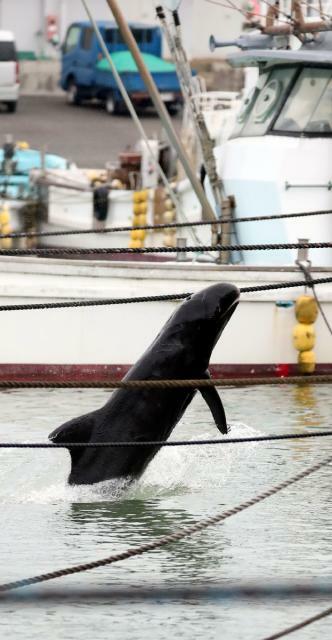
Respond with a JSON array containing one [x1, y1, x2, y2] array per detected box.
[[0, 0, 242, 59]]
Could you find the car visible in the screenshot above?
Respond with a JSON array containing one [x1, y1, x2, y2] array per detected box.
[[0, 30, 19, 113]]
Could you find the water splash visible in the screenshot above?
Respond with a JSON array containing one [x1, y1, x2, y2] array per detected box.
[[0, 422, 259, 504]]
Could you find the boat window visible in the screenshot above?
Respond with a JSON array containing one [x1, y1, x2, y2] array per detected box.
[[231, 66, 297, 138], [63, 26, 81, 54], [274, 68, 332, 134]]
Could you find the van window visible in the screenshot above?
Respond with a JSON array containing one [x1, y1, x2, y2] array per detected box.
[[0, 41, 16, 61], [63, 26, 81, 54], [81, 27, 94, 50]]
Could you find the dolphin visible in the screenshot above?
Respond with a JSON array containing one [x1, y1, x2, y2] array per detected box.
[[49, 282, 240, 485]]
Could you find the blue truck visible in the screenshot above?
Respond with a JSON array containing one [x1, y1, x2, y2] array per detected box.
[[60, 21, 182, 114]]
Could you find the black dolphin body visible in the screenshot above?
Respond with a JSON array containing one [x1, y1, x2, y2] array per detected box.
[[49, 282, 240, 485]]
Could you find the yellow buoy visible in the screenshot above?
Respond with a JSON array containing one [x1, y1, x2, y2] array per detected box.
[[133, 203, 142, 216], [137, 202, 147, 216], [138, 214, 147, 226], [292, 323, 315, 352], [163, 209, 175, 223], [0, 207, 10, 225], [164, 198, 173, 211], [1, 237, 13, 249], [133, 191, 142, 204], [298, 350, 316, 374], [1, 224, 12, 236], [132, 215, 141, 227], [16, 141, 29, 150], [295, 295, 318, 324], [163, 233, 177, 248], [129, 239, 143, 249], [130, 229, 146, 241]]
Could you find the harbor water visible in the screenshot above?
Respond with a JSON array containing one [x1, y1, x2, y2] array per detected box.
[[0, 385, 331, 639]]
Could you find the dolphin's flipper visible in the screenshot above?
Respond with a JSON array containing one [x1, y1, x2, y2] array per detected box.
[[200, 372, 228, 434], [49, 412, 96, 465]]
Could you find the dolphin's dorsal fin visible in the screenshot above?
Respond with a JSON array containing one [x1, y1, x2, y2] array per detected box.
[[49, 412, 96, 465], [199, 371, 228, 434]]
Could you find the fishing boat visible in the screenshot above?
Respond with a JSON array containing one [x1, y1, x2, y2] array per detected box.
[[0, 1, 331, 381]]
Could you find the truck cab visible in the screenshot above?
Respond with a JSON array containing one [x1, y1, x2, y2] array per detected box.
[[60, 21, 181, 113]]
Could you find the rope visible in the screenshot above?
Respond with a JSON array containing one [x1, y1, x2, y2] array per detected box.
[[1, 431, 332, 448], [0, 276, 332, 312], [0, 453, 330, 592], [0, 583, 332, 603], [0, 241, 331, 256], [2, 209, 332, 240], [261, 606, 332, 640], [0, 374, 331, 388]]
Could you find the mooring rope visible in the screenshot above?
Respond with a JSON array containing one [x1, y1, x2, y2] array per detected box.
[[0, 374, 331, 388], [0, 583, 331, 602], [261, 605, 332, 640], [1, 431, 332, 448], [0, 241, 330, 257], [2, 208, 332, 240], [0, 276, 332, 312], [0, 453, 330, 592]]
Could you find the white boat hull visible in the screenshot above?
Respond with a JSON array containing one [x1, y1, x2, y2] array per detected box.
[[0, 256, 331, 380]]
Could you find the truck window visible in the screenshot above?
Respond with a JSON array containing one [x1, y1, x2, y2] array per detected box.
[[0, 41, 16, 61], [81, 27, 94, 50], [104, 29, 115, 44], [273, 68, 332, 134], [131, 29, 143, 44], [63, 26, 81, 54]]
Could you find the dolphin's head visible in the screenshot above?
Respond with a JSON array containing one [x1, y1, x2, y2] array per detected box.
[[163, 282, 240, 368]]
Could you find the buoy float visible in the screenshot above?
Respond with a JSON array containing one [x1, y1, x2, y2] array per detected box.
[[130, 190, 149, 248], [0, 206, 12, 248], [293, 295, 318, 373]]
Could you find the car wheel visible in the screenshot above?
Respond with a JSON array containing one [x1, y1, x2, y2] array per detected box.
[[7, 101, 17, 113], [105, 94, 118, 115], [66, 81, 81, 106]]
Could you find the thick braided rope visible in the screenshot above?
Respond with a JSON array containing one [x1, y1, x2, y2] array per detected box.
[[0, 241, 331, 257], [0, 277, 332, 312], [1, 431, 332, 449], [0, 454, 330, 592], [261, 605, 332, 640], [2, 208, 332, 240], [0, 375, 330, 389], [0, 583, 332, 602]]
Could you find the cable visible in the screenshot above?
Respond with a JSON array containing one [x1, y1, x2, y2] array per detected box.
[[0, 374, 331, 388], [0, 276, 331, 312], [2, 208, 332, 240], [261, 605, 332, 640], [0, 241, 331, 256], [1, 430, 332, 448]]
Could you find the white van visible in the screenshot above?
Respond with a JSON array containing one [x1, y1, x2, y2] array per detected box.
[[0, 31, 19, 113]]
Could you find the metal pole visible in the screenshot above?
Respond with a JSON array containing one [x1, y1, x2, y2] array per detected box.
[[104, 0, 217, 223]]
